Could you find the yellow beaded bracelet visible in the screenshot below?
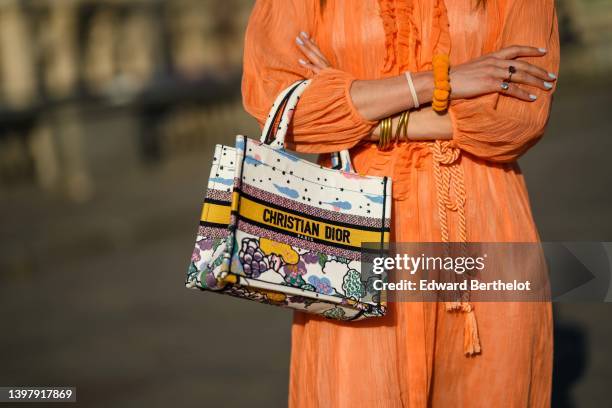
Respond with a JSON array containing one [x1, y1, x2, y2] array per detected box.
[[432, 54, 451, 112]]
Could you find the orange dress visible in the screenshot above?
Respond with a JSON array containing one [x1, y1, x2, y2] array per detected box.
[[242, 0, 560, 407]]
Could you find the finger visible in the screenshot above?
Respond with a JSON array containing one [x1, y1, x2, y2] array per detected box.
[[501, 83, 538, 102], [295, 36, 328, 68], [299, 32, 331, 67], [493, 67, 554, 91], [495, 59, 556, 82], [298, 58, 322, 74], [295, 37, 328, 69], [493, 45, 547, 60]]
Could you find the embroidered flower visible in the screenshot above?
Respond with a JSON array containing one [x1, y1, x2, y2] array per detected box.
[[302, 251, 319, 264], [191, 247, 201, 262], [365, 276, 382, 303], [205, 272, 219, 290], [308, 276, 334, 295], [322, 307, 346, 320], [342, 269, 366, 299], [283, 260, 307, 279], [238, 238, 267, 278], [268, 254, 283, 272], [197, 239, 214, 251]]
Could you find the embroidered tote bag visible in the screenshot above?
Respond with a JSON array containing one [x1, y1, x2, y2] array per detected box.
[[187, 80, 392, 321]]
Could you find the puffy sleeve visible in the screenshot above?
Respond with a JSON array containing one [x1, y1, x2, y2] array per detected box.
[[448, 0, 560, 162], [241, 0, 377, 154]]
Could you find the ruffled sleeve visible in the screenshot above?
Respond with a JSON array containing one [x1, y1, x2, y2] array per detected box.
[[242, 0, 377, 154], [448, 0, 560, 162]]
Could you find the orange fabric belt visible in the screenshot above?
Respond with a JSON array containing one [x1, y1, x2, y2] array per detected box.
[[431, 141, 481, 356]]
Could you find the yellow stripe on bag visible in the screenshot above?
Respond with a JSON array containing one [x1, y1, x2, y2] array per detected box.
[[238, 196, 388, 248], [200, 202, 231, 225], [231, 191, 241, 212]]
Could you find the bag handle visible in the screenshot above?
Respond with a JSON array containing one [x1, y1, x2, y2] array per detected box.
[[330, 150, 354, 172], [259, 80, 354, 172], [260, 81, 305, 145]]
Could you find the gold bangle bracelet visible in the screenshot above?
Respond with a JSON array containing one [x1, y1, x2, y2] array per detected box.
[[385, 117, 393, 148], [378, 117, 393, 150], [395, 111, 410, 143]]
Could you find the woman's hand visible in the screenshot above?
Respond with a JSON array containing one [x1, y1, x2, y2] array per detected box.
[[450, 45, 557, 101], [295, 32, 332, 73]]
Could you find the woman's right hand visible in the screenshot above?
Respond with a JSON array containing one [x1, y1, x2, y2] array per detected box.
[[449, 45, 557, 102]]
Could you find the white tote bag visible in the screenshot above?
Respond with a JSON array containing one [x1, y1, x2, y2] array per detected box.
[[188, 80, 392, 321]]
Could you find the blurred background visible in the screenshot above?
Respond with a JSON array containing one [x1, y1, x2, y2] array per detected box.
[[0, 0, 610, 407]]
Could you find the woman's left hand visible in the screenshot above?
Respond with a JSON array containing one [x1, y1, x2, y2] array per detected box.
[[295, 32, 331, 73]]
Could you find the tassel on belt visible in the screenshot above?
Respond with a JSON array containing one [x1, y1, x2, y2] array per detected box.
[[431, 140, 481, 356]]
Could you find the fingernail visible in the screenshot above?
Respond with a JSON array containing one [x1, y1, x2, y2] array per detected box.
[[298, 58, 307, 65], [543, 81, 553, 89], [300, 31, 309, 39], [548, 72, 557, 79], [529, 94, 537, 100], [295, 36, 304, 45], [538, 47, 547, 53]]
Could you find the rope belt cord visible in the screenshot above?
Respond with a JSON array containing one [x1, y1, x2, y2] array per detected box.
[[431, 140, 481, 356]]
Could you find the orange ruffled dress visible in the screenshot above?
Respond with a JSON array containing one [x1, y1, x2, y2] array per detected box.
[[242, 0, 559, 406]]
